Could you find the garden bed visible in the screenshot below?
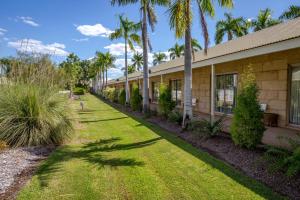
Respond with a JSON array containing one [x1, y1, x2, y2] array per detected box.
[[104, 99, 300, 200], [0, 146, 55, 200]]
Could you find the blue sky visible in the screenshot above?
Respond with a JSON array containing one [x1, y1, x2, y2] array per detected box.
[[0, 0, 298, 79]]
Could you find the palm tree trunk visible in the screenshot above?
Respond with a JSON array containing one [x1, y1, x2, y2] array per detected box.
[[125, 38, 129, 104], [142, 6, 149, 113], [105, 68, 108, 89], [182, 0, 193, 128], [102, 68, 105, 92], [228, 31, 233, 41]]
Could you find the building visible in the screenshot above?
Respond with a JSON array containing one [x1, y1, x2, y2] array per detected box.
[[106, 17, 300, 149]]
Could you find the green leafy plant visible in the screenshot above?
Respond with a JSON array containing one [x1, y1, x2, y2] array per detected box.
[[189, 116, 225, 138], [130, 84, 142, 111], [73, 87, 85, 95], [168, 110, 183, 125], [264, 133, 300, 177], [0, 84, 73, 147], [230, 66, 265, 149], [118, 88, 126, 106], [158, 84, 175, 117]]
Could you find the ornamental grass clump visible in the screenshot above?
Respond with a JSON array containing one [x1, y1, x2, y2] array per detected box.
[[0, 85, 73, 147], [230, 66, 265, 149]]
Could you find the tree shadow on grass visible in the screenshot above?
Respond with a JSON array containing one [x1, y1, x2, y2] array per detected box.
[[36, 137, 154, 187], [104, 103, 283, 200], [79, 117, 128, 123]]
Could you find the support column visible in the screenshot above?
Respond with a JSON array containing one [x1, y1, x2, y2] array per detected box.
[[160, 74, 163, 84], [211, 64, 215, 122]]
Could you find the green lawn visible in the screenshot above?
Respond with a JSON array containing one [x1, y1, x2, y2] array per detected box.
[[18, 94, 282, 200]]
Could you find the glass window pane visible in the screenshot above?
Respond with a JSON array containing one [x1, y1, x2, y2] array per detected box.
[[215, 74, 237, 114], [290, 67, 300, 125]]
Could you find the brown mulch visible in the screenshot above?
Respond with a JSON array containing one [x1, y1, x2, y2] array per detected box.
[[103, 99, 300, 200]]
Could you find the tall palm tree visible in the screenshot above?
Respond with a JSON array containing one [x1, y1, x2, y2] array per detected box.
[[95, 52, 105, 92], [111, 0, 170, 113], [280, 5, 300, 20], [153, 52, 167, 66], [103, 52, 116, 88], [109, 15, 141, 104], [168, 43, 184, 60], [251, 8, 281, 32], [215, 13, 248, 44], [168, 0, 233, 127], [131, 52, 143, 71]]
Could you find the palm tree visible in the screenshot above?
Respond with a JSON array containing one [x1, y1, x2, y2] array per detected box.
[[109, 15, 141, 104], [95, 52, 105, 92], [103, 52, 116, 88], [128, 65, 136, 74], [168, 43, 184, 60], [191, 38, 202, 51], [131, 52, 143, 71], [111, 0, 170, 113], [215, 13, 248, 44], [153, 52, 167, 66], [280, 5, 300, 20], [251, 8, 281, 32], [168, 0, 233, 127]]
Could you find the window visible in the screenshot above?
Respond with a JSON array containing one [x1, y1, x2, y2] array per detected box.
[[170, 79, 182, 106], [290, 66, 300, 125], [152, 82, 160, 102], [215, 74, 237, 114]]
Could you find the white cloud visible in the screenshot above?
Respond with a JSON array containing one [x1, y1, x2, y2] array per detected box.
[[107, 67, 124, 79], [76, 24, 112, 37], [18, 16, 39, 27], [0, 28, 7, 36], [72, 38, 89, 42], [8, 39, 68, 56], [104, 43, 142, 56]]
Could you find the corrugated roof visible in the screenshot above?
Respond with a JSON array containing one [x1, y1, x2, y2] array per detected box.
[[108, 17, 300, 84]]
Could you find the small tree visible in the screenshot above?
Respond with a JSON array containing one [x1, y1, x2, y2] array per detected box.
[[158, 83, 175, 117], [130, 84, 142, 111], [230, 66, 265, 149]]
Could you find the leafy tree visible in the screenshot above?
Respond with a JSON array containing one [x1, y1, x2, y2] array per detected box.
[[111, 0, 170, 113], [168, 43, 184, 60], [110, 15, 141, 104], [168, 0, 233, 127], [215, 13, 248, 44], [251, 8, 281, 31], [153, 52, 167, 66], [230, 66, 265, 149], [131, 52, 143, 71], [60, 53, 80, 92], [280, 5, 300, 20]]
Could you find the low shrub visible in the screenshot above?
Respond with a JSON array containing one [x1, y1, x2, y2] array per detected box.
[[265, 133, 300, 177], [158, 84, 175, 117], [168, 110, 183, 125], [130, 84, 142, 111], [73, 87, 85, 95], [102, 87, 118, 102], [0, 84, 73, 147], [189, 116, 225, 138], [230, 66, 265, 149], [119, 89, 126, 106]]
